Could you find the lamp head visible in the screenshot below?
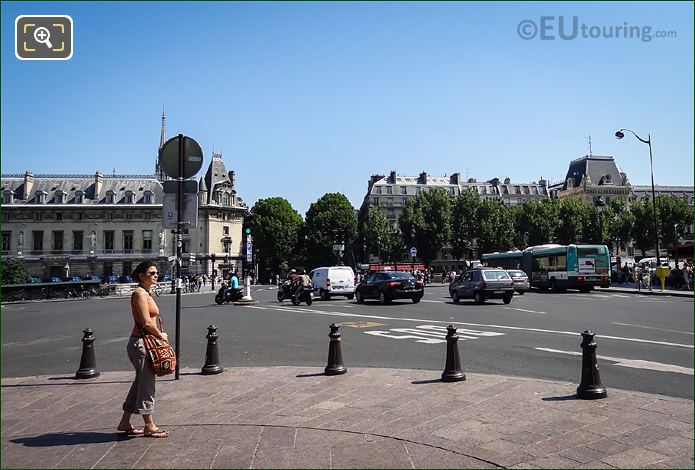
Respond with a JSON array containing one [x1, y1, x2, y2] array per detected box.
[[615, 130, 625, 139]]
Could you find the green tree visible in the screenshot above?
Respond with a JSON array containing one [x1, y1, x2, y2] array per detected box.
[[451, 189, 480, 259], [360, 206, 401, 263], [631, 198, 657, 257], [656, 195, 693, 252], [475, 198, 515, 254], [604, 198, 635, 253], [304, 193, 357, 268], [398, 188, 452, 266], [251, 197, 303, 277], [1, 258, 30, 285], [514, 199, 559, 247], [555, 197, 589, 245]]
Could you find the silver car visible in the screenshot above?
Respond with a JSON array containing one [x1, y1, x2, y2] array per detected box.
[[451, 267, 514, 305], [507, 269, 530, 294]]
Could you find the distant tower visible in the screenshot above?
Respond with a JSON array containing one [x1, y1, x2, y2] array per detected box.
[[155, 106, 168, 181]]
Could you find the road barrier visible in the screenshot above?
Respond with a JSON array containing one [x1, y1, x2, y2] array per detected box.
[[201, 325, 223, 375], [576, 330, 607, 399], [75, 328, 100, 379], [441, 324, 466, 382], [325, 323, 347, 376]]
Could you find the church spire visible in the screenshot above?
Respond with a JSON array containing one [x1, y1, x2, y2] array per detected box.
[[155, 106, 168, 181]]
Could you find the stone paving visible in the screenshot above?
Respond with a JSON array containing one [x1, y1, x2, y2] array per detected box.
[[2, 367, 693, 469]]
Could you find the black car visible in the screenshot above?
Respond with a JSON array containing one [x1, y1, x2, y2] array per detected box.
[[451, 267, 514, 304], [355, 271, 424, 304]]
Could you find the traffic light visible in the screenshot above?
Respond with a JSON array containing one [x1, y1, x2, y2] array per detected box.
[[211, 253, 216, 263], [243, 214, 254, 237]]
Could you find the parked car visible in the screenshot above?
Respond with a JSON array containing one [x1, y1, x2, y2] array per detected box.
[[106, 275, 119, 284], [310, 266, 356, 300], [451, 267, 514, 305], [507, 269, 530, 295], [355, 271, 423, 304]]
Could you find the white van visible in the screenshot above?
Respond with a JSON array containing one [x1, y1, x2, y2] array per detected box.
[[310, 266, 356, 300]]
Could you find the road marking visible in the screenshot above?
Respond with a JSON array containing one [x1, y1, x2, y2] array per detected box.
[[611, 294, 630, 298], [502, 307, 546, 315], [365, 324, 505, 344], [535, 348, 694, 375], [341, 321, 384, 328], [249, 305, 693, 349], [611, 322, 694, 336], [421, 299, 444, 303]]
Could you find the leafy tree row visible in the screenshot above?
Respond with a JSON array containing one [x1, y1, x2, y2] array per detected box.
[[249, 190, 692, 277]]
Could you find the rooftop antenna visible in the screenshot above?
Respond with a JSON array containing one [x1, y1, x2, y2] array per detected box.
[[463, 168, 471, 179], [586, 134, 593, 156]]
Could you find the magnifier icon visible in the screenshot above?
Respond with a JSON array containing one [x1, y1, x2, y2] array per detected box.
[[33, 27, 53, 49]]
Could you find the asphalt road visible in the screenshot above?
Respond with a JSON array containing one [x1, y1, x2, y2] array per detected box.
[[2, 286, 693, 399]]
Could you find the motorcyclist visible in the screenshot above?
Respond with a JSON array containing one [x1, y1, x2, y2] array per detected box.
[[287, 269, 298, 283], [292, 269, 312, 303], [225, 271, 242, 302]]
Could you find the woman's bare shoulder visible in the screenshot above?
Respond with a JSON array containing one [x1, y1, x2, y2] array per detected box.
[[131, 287, 148, 301]]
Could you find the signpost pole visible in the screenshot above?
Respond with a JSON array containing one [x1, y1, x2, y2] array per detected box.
[[174, 134, 184, 381]]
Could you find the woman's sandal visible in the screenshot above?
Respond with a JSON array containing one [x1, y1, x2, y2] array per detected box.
[[144, 427, 169, 438], [117, 426, 144, 436]]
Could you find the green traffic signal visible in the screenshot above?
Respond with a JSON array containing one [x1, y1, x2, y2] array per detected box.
[[245, 228, 251, 234]]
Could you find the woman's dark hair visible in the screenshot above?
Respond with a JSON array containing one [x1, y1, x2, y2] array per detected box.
[[132, 261, 158, 282]]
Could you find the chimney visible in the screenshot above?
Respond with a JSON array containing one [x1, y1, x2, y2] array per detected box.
[[504, 177, 511, 185], [419, 171, 428, 185], [95, 172, 103, 199], [228, 170, 236, 189], [389, 170, 397, 184], [539, 177, 547, 186], [22, 172, 34, 200], [489, 177, 500, 187], [451, 172, 461, 185]]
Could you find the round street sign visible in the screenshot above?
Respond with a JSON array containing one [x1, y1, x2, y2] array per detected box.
[[410, 246, 417, 256], [159, 135, 204, 179]]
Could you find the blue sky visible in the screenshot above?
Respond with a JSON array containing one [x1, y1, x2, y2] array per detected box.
[[2, 1, 693, 215]]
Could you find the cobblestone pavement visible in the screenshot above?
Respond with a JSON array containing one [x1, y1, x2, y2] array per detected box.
[[2, 367, 693, 469]]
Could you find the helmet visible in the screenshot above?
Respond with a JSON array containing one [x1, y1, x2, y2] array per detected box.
[[289, 269, 297, 274]]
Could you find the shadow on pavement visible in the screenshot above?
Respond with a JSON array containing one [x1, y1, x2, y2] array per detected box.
[[296, 372, 325, 378], [541, 395, 577, 401], [11, 432, 130, 447], [411, 379, 442, 385]]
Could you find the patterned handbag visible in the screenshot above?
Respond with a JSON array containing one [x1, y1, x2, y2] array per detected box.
[[139, 317, 176, 376]]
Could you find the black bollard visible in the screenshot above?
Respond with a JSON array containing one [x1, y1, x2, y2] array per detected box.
[[324, 323, 347, 375], [201, 325, 224, 375], [75, 328, 100, 379], [576, 330, 607, 399], [441, 324, 466, 382]]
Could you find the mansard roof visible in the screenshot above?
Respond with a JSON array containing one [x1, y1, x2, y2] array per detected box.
[[563, 155, 627, 189]]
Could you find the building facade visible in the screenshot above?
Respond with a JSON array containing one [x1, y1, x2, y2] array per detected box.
[[0, 113, 249, 282]]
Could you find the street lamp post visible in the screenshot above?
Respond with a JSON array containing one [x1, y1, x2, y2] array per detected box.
[[594, 196, 605, 245], [615, 129, 660, 265], [674, 223, 679, 269], [376, 236, 381, 271], [411, 227, 416, 273]]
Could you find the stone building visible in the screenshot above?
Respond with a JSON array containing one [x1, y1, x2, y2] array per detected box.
[[0, 112, 248, 282]]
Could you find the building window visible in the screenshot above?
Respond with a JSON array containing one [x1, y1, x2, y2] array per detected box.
[[387, 197, 394, 206], [143, 230, 152, 252], [126, 213, 133, 220], [123, 262, 132, 277], [400, 186, 407, 195], [52, 231, 64, 251], [123, 230, 134, 252], [105, 212, 113, 220], [223, 226, 229, 236], [144, 192, 153, 204], [105, 191, 115, 204], [35, 212, 42, 221], [56, 212, 62, 221], [36, 191, 46, 203], [75, 191, 84, 204], [75, 212, 82, 221], [73, 231, 83, 251], [2, 231, 11, 253], [104, 231, 115, 252], [386, 186, 393, 195], [55, 190, 65, 203], [375, 186, 382, 194], [416, 187, 421, 195], [103, 262, 113, 278], [523, 186, 530, 194], [531, 186, 538, 195], [2, 192, 12, 204], [125, 191, 134, 204], [3, 212, 9, 222], [222, 193, 230, 206], [450, 187, 456, 195], [32, 230, 43, 252], [144, 212, 151, 220], [480, 186, 487, 194]]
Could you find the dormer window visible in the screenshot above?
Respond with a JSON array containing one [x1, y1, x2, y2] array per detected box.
[[599, 174, 612, 185], [2, 191, 12, 204], [143, 191, 153, 204], [124, 190, 135, 204], [35, 190, 47, 204], [222, 193, 230, 206], [105, 190, 116, 204], [75, 190, 84, 204], [54, 190, 66, 204]]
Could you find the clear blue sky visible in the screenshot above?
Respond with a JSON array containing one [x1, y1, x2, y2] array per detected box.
[[2, 1, 693, 215]]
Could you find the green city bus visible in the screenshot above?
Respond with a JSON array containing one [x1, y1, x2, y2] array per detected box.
[[482, 244, 611, 292]]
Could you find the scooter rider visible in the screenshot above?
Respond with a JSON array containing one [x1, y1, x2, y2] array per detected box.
[[292, 269, 312, 303], [225, 271, 242, 302]]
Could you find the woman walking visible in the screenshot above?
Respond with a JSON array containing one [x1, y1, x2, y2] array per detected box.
[[117, 261, 169, 438]]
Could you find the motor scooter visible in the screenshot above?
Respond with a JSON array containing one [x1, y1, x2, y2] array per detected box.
[[277, 280, 313, 305], [291, 284, 314, 306], [215, 282, 244, 304]]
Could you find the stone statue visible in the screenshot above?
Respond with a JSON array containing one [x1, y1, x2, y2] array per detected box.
[[89, 231, 97, 250], [18, 231, 24, 248]]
